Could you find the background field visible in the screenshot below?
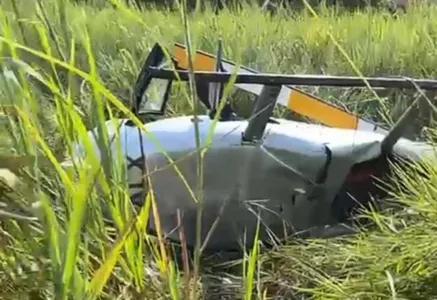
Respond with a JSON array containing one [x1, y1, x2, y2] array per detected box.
[[2, 0, 437, 299]]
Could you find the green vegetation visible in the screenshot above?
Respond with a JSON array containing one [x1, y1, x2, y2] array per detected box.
[[2, 0, 437, 299]]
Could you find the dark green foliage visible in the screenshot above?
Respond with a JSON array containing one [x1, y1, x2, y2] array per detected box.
[[71, 0, 394, 13]]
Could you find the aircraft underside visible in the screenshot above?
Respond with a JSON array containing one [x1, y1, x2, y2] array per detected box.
[[93, 116, 397, 251]]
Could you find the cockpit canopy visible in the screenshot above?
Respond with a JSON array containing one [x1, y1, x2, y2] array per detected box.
[[132, 44, 174, 116], [132, 42, 236, 121]]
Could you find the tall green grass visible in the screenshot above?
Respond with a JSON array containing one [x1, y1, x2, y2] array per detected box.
[[5, 0, 437, 133], [2, 0, 437, 299]]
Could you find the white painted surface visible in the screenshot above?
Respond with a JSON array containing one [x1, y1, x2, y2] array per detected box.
[[66, 115, 434, 249]]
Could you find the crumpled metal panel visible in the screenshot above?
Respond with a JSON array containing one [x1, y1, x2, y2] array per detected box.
[[67, 115, 436, 250], [123, 116, 330, 250]]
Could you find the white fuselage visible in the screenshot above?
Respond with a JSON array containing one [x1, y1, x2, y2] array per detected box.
[[69, 115, 430, 250]]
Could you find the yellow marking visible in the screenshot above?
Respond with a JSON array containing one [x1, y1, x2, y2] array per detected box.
[[174, 45, 216, 71], [287, 90, 358, 130], [173, 43, 361, 130]]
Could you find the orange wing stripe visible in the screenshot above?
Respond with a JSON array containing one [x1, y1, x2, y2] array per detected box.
[[174, 45, 216, 71], [287, 90, 358, 129], [173, 44, 359, 130]]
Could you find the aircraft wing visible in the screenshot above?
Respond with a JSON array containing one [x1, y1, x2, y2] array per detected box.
[[173, 43, 388, 135]]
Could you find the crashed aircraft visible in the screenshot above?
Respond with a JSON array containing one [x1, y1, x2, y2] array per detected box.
[[65, 41, 437, 252]]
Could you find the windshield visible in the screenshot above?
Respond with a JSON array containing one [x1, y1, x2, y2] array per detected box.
[[139, 78, 170, 113]]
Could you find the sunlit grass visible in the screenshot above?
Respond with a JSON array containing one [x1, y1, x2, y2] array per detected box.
[[1, 0, 437, 299]]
